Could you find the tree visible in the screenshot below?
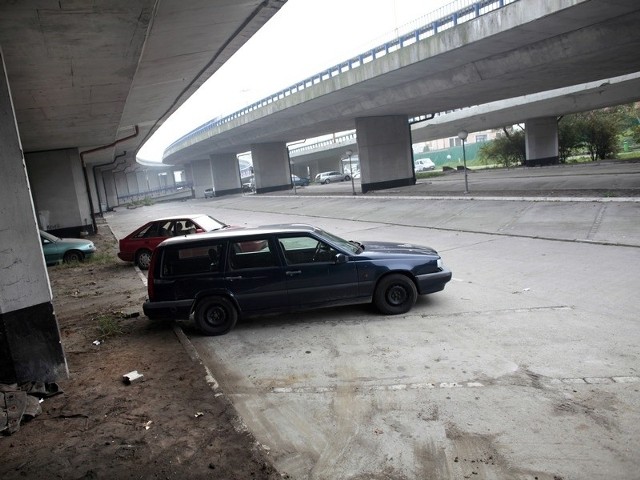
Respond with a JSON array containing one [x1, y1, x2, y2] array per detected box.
[[578, 108, 622, 160], [478, 126, 526, 167], [617, 103, 640, 145], [558, 115, 582, 163]]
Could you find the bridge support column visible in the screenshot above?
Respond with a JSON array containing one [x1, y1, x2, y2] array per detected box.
[[25, 149, 95, 237], [0, 54, 68, 383], [190, 156, 242, 198], [356, 116, 414, 193], [525, 117, 559, 166], [251, 142, 291, 194]]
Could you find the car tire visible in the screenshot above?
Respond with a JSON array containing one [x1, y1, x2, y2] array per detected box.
[[325, 178, 331, 184], [344, 175, 351, 181], [135, 249, 152, 270], [63, 250, 84, 263], [373, 273, 417, 315], [194, 296, 238, 336]]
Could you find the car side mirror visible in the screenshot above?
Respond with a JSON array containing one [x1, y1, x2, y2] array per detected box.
[[334, 253, 347, 264]]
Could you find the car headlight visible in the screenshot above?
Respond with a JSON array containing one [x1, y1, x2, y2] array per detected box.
[[437, 258, 443, 269]]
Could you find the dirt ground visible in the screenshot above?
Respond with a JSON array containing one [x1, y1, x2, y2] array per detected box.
[[0, 223, 282, 479]]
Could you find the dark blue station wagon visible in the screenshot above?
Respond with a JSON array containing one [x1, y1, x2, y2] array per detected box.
[[143, 224, 452, 335]]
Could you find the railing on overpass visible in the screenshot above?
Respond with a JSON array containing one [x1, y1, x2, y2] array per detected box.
[[117, 183, 194, 204], [164, 0, 519, 159], [288, 132, 357, 155]]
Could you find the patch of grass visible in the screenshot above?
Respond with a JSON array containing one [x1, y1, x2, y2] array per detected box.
[[126, 197, 155, 208], [48, 251, 117, 270], [95, 313, 125, 338], [87, 251, 118, 266], [616, 151, 640, 161]]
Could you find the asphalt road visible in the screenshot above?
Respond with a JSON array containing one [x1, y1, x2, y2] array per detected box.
[[104, 162, 640, 480]]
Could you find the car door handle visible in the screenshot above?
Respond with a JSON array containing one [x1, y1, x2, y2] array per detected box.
[[286, 270, 302, 276], [225, 276, 243, 280]]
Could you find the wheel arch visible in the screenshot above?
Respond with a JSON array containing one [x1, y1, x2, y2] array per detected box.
[[191, 289, 240, 316], [374, 270, 418, 290]]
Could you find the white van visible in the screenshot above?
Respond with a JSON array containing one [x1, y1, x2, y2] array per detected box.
[[414, 158, 435, 172]]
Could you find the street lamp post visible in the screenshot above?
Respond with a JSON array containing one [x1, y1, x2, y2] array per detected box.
[[345, 149, 355, 195], [458, 130, 469, 194]]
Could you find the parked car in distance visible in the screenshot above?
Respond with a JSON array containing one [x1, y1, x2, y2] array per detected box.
[[143, 224, 452, 335], [118, 214, 229, 269], [345, 168, 360, 179], [314, 171, 350, 184], [204, 187, 215, 198], [40, 230, 96, 265], [242, 180, 255, 193], [414, 158, 436, 172], [291, 174, 310, 187]]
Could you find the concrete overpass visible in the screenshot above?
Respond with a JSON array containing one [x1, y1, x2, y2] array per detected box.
[[0, 1, 286, 383], [285, 71, 640, 178], [411, 72, 640, 144], [162, 0, 640, 194]]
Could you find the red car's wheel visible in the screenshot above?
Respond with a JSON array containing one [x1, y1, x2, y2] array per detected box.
[[135, 249, 152, 270]]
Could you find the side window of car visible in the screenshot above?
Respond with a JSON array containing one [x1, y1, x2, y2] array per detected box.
[[228, 238, 276, 270], [135, 224, 155, 238], [278, 236, 337, 264], [162, 243, 224, 276], [183, 220, 197, 235], [158, 221, 173, 237]]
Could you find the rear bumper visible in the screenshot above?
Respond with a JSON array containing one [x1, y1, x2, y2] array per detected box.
[[416, 268, 452, 294], [143, 299, 193, 320]]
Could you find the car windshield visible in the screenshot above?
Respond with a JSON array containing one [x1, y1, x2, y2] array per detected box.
[[315, 227, 362, 254], [196, 215, 229, 232]]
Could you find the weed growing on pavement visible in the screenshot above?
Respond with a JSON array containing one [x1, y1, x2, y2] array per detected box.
[[95, 313, 125, 338]]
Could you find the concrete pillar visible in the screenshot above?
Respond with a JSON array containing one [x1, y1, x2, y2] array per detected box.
[[0, 51, 68, 383], [25, 148, 95, 236], [251, 142, 291, 194], [525, 117, 559, 167], [99, 168, 119, 211], [355, 116, 414, 193], [113, 170, 128, 203], [209, 154, 243, 197]]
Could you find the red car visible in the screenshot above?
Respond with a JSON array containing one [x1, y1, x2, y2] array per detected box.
[[118, 214, 229, 269]]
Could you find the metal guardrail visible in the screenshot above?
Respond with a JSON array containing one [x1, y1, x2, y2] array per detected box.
[[289, 132, 357, 155], [164, 0, 518, 159], [117, 183, 194, 203]]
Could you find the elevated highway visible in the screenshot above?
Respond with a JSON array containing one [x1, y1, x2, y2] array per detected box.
[[285, 71, 640, 176], [162, 0, 640, 196]]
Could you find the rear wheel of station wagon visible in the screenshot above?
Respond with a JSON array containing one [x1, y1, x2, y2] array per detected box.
[[373, 273, 417, 315], [194, 296, 238, 335]]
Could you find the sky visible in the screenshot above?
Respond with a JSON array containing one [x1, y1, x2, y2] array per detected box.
[[137, 0, 454, 163]]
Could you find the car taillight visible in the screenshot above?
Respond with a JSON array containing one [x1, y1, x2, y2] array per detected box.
[[147, 250, 158, 300]]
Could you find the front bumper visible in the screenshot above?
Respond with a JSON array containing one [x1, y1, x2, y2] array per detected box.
[[416, 268, 452, 294]]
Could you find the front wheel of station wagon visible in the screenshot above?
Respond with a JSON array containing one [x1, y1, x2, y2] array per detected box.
[[373, 274, 417, 315], [194, 296, 238, 335]]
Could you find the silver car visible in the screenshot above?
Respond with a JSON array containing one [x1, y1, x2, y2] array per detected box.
[[314, 171, 350, 184]]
